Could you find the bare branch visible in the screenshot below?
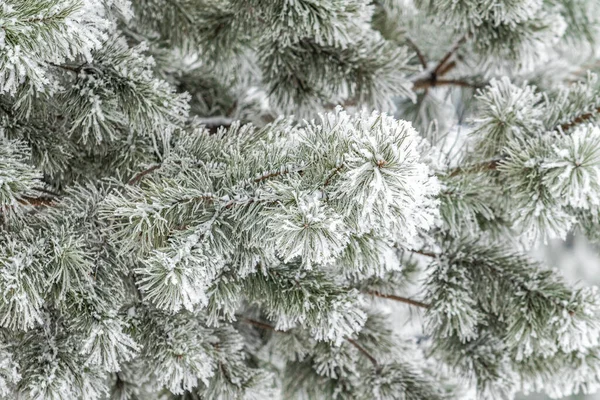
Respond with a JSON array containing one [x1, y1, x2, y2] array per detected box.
[[446, 159, 501, 178], [558, 107, 600, 132], [405, 37, 428, 69], [412, 78, 482, 91], [46, 62, 83, 74], [411, 249, 437, 258], [365, 291, 430, 309], [128, 164, 162, 185], [242, 317, 279, 332], [433, 35, 467, 76], [18, 196, 56, 207], [346, 338, 379, 368], [323, 164, 344, 187]]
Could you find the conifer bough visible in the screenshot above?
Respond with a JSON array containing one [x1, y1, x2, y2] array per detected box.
[[2, 0, 600, 399]]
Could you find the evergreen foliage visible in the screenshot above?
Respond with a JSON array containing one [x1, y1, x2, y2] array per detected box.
[[3, 0, 600, 399]]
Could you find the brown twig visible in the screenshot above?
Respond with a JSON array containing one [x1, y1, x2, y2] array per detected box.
[[411, 249, 437, 258], [365, 291, 430, 309], [18, 196, 56, 207], [346, 338, 379, 368], [433, 35, 467, 76], [242, 317, 279, 332], [558, 107, 600, 132], [447, 159, 501, 178], [323, 164, 344, 187], [411, 36, 473, 92], [170, 194, 227, 209], [33, 187, 61, 197], [47, 62, 82, 74], [437, 60, 456, 77], [128, 164, 162, 185], [412, 78, 482, 91], [254, 171, 285, 183], [405, 37, 428, 69], [253, 168, 302, 183], [253, 163, 339, 187]]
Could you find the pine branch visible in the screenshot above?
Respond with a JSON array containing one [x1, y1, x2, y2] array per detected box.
[[411, 36, 475, 92], [47, 62, 83, 74], [436, 60, 456, 77], [18, 196, 56, 207], [33, 187, 61, 197], [198, 117, 234, 134], [410, 249, 437, 258], [346, 338, 379, 368], [412, 78, 482, 90], [242, 317, 279, 332], [128, 164, 162, 185], [433, 35, 467, 77], [172, 194, 224, 206], [323, 164, 344, 187], [128, 158, 299, 189], [365, 291, 430, 309], [22, 11, 74, 25], [446, 159, 501, 178], [240, 317, 380, 367], [254, 171, 285, 183], [558, 107, 600, 132], [253, 167, 304, 183], [405, 37, 428, 69]]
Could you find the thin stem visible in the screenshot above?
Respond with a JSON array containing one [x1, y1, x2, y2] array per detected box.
[[242, 317, 278, 331], [167, 0, 194, 24], [433, 35, 467, 76], [558, 106, 600, 132], [198, 117, 233, 134], [412, 78, 482, 91], [128, 164, 162, 185], [446, 159, 501, 178], [365, 291, 430, 309], [47, 62, 82, 74], [18, 196, 55, 207], [254, 167, 302, 183], [437, 60, 456, 77], [346, 338, 379, 368], [323, 164, 344, 187], [405, 37, 428, 69], [411, 36, 472, 93], [171, 194, 226, 208], [33, 187, 61, 197], [254, 171, 284, 183], [411, 249, 437, 258], [224, 197, 261, 209]]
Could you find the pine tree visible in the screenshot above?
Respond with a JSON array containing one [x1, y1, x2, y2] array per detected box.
[[2, 0, 600, 398]]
